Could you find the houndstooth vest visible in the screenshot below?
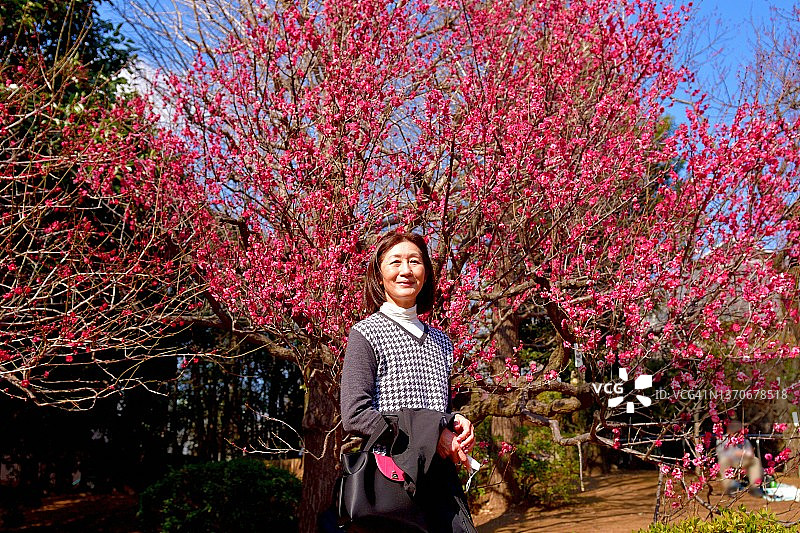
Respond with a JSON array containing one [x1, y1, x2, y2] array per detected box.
[[352, 312, 453, 413]]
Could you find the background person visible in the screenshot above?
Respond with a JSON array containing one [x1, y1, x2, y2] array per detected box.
[[716, 420, 764, 496]]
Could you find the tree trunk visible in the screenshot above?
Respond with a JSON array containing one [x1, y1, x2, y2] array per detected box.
[[298, 368, 342, 533], [486, 307, 521, 513], [487, 414, 521, 511]]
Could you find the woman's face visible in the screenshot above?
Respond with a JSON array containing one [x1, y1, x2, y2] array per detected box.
[[379, 240, 426, 309]]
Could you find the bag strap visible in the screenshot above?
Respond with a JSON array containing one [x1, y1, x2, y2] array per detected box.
[[361, 415, 397, 452]]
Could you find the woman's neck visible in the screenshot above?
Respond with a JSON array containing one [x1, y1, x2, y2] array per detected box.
[[381, 300, 417, 316], [380, 301, 424, 338]]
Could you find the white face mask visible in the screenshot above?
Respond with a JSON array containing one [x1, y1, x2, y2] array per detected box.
[[465, 455, 481, 491]]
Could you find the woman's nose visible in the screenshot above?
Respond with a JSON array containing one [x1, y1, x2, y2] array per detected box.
[[399, 261, 413, 274]]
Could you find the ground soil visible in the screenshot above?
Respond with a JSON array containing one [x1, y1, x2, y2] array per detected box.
[[475, 471, 800, 532], [3, 471, 800, 532], [1, 490, 139, 532]]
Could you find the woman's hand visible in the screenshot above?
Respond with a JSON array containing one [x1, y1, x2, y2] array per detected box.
[[453, 414, 475, 455], [437, 428, 469, 468]]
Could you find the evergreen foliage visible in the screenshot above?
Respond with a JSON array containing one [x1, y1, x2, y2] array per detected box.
[[639, 508, 799, 532], [139, 459, 301, 533]]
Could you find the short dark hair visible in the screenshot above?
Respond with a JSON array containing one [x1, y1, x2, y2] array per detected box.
[[727, 420, 744, 433], [363, 232, 435, 314]]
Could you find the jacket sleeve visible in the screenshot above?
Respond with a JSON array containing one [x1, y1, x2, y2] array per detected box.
[[340, 328, 385, 437], [445, 335, 456, 415]]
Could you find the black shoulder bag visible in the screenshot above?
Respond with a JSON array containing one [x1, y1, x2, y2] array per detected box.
[[335, 422, 427, 530]]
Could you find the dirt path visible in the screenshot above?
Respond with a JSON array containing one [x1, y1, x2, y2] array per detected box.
[[4, 471, 800, 532], [2, 492, 139, 532], [475, 471, 800, 533]]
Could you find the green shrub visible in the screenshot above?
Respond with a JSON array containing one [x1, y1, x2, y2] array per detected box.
[[514, 424, 581, 507], [467, 415, 581, 509], [638, 507, 799, 532], [139, 458, 301, 533]]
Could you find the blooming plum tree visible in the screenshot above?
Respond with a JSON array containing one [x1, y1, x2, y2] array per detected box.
[[5, 0, 800, 527], [0, 4, 210, 406], [146, 0, 800, 523]]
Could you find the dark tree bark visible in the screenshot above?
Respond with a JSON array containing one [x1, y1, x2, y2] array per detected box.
[[298, 368, 342, 533], [486, 307, 522, 512]]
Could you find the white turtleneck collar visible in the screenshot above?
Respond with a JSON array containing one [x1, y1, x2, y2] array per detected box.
[[380, 301, 425, 338]]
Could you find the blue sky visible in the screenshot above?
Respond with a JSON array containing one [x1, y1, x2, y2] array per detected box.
[[691, 0, 778, 67], [688, 0, 775, 83], [677, 0, 795, 120], [102, 0, 795, 123]]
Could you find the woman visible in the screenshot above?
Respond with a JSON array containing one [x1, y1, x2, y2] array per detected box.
[[340, 232, 477, 532]]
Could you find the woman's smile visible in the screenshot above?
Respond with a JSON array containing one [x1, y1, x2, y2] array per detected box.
[[380, 241, 426, 308]]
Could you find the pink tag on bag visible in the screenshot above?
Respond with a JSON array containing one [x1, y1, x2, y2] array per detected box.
[[374, 453, 406, 481]]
